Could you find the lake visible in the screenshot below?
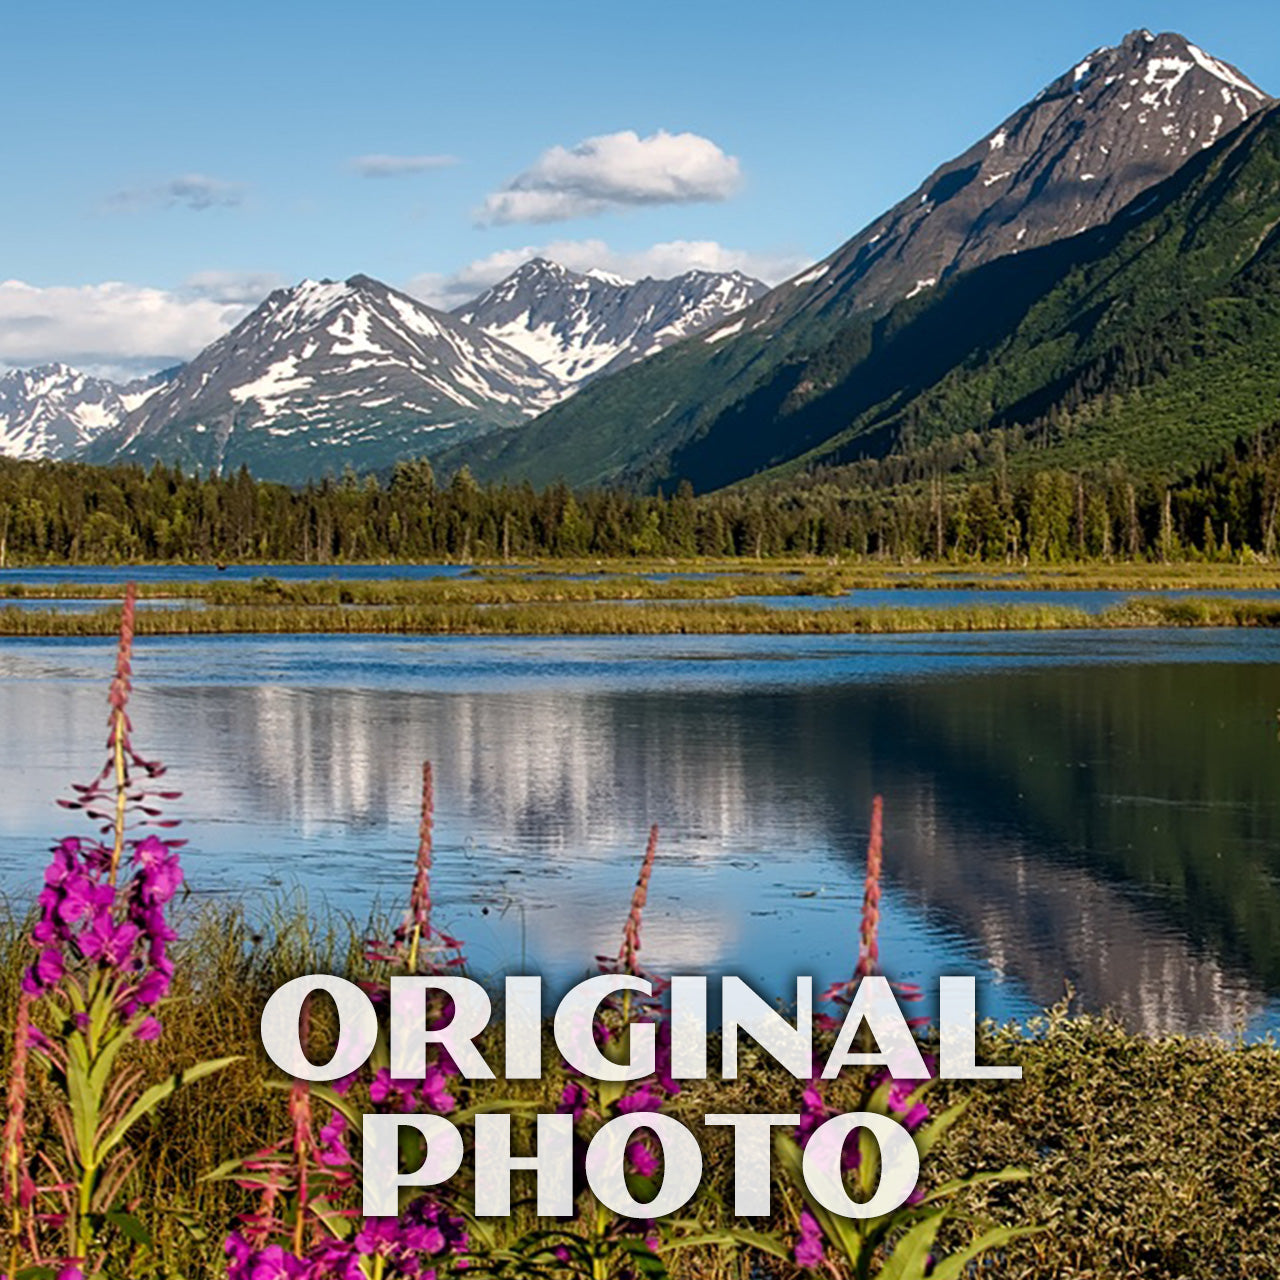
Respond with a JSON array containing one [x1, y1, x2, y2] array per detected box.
[[1, 627, 1278, 1038]]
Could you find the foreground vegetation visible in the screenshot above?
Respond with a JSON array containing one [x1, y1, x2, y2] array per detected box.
[[2, 898, 1275, 1280], [6, 560, 1280, 601]]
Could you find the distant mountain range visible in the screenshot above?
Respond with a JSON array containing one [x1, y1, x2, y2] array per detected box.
[[83, 275, 566, 482], [5, 29, 1278, 494], [0, 365, 166, 461], [2, 266, 764, 480]]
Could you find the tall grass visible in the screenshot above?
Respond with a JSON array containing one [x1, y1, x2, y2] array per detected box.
[[10, 595, 1280, 636]]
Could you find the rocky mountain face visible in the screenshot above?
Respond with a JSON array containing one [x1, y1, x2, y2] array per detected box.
[[441, 30, 1274, 491], [747, 29, 1272, 330], [0, 365, 164, 461], [86, 275, 566, 482], [453, 259, 766, 385]]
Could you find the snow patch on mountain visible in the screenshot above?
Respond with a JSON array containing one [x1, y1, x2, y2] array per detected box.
[[453, 258, 767, 386], [87, 275, 566, 481], [0, 364, 166, 460]]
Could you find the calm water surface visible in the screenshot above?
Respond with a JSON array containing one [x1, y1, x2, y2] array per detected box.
[[2, 629, 1278, 1038]]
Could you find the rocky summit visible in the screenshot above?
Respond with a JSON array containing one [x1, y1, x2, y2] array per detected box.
[[453, 259, 767, 386], [86, 275, 566, 482], [743, 29, 1273, 331], [441, 30, 1274, 491]]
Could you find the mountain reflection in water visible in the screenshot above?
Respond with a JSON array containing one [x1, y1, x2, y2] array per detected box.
[[1, 632, 1277, 1037]]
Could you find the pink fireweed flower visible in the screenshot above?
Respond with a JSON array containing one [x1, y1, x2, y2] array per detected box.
[[133, 1017, 163, 1042], [75, 913, 139, 967], [794, 796, 936, 1269], [224, 1235, 308, 1280], [2, 990, 32, 1277], [21, 948, 65, 996], [558, 1080, 592, 1122], [794, 1210, 826, 1269], [625, 1140, 660, 1178], [226, 761, 474, 1280], [616, 1085, 662, 1115], [857, 795, 884, 981]]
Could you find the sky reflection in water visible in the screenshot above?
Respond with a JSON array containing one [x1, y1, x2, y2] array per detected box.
[[1, 628, 1278, 1038]]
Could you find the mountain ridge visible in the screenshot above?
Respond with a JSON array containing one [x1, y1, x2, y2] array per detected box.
[[436, 29, 1275, 492], [453, 259, 766, 385], [85, 275, 567, 482], [0, 364, 167, 461]]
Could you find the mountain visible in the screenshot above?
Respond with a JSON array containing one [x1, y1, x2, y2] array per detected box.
[[452, 259, 767, 385], [87, 275, 565, 482], [761, 98, 1280, 487], [0, 365, 165, 461], [437, 30, 1274, 491]]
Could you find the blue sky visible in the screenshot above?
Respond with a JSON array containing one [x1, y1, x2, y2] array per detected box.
[[3, 0, 1277, 375]]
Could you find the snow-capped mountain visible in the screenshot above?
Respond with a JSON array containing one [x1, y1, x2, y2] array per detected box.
[[87, 275, 566, 482], [444, 30, 1275, 492], [0, 364, 164, 461], [743, 29, 1273, 330], [453, 259, 767, 386]]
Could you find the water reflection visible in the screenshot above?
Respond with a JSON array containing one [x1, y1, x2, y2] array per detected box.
[[1, 633, 1277, 1037]]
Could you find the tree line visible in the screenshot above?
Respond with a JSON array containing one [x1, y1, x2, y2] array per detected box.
[[2, 438, 1280, 565]]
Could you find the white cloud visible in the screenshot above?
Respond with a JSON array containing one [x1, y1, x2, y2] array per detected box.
[[477, 130, 741, 225], [407, 238, 811, 310], [106, 173, 246, 212], [0, 279, 256, 379], [350, 153, 459, 178]]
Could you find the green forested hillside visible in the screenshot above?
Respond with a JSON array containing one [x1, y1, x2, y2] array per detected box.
[[441, 105, 1280, 496]]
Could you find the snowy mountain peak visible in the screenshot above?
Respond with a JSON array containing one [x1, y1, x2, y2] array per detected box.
[[86, 274, 566, 482], [584, 267, 633, 286], [733, 29, 1273, 333], [0, 364, 165, 461], [1038, 30, 1268, 118], [454, 260, 767, 385]]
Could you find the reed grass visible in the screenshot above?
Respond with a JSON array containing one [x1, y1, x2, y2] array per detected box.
[[8, 595, 1280, 637], [7, 556, 1280, 601]]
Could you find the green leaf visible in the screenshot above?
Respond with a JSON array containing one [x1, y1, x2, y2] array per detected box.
[[98, 1056, 240, 1160], [717, 1227, 794, 1261], [877, 1212, 946, 1280], [105, 1209, 153, 1246], [916, 1165, 1032, 1206], [307, 1083, 367, 1133], [912, 1099, 969, 1160], [925, 1224, 1045, 1280], [451, 1097, 543, 1124], [65, 1053, 100, 1164]]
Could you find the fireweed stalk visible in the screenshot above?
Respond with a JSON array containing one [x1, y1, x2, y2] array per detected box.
[[472, 825, 682, 1280], [3, 584, 238, 1277], [220, 762, 469, 1280], [763, 796, 1037, 1280]]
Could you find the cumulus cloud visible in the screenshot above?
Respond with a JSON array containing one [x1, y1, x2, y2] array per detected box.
[[350, 153, 458, 178], [477, 130, 741, 225], [0, 278, 259, 379], [106, 173, 246, 212], [407, 238, 811, 310]]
